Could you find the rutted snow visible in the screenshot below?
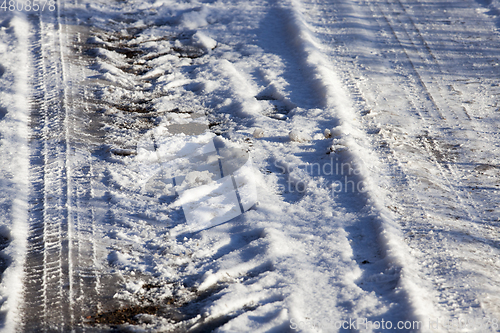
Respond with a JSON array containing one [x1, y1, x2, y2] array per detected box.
[[1, 0, 500, 331]]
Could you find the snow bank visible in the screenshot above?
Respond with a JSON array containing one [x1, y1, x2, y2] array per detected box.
[[0, 13, 31, 332]]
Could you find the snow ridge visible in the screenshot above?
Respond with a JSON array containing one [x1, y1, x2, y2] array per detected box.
[[0, 13, 31, 333], [280, 0, 441, 329]]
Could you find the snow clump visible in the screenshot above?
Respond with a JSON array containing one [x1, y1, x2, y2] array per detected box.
[[289, 130, 311, 143], [192, 31, 217, 50], [253, 128, 265, 138]]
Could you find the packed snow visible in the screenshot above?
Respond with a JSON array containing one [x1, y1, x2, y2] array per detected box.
[[1, 0, 500, 332]]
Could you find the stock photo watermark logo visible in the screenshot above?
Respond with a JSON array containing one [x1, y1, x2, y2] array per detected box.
[[290, 316, 499, 331], [275, 157, 368, 194], [138, 134, 257, 232]]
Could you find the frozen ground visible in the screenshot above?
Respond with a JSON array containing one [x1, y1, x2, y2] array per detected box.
[[1, 0, 500, 332]]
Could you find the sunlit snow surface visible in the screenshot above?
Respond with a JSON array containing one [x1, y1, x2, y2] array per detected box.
[[1, 0, 500, 331]]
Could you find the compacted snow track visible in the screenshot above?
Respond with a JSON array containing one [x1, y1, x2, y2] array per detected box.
[[21, 2, 106, 330], [23, 3, 75, 330], [1, 0, 500, 331], [311, 0, 500, 328]]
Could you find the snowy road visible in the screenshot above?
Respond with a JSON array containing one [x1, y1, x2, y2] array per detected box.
[[1, 0, 500, 332]]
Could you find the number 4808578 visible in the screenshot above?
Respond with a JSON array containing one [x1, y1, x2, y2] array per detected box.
[[1, 0, 56, 11]]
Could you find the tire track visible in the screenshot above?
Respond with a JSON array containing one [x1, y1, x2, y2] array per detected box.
[[381, 0, 500, 321], [373, 0, 446, 122], [66, 150, 101, 327], [23, 1, 105, 329], [271, 0, 439, 326], [386, 0, 500, 222], [297, 0, 429, 315], [298, 0, 494, 325], [374, 0, 485, 232], [346, 0, 500, 324], [61, 6, 104, 325], [364, 0, 481, 229], [23, 3, 73, 331]]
